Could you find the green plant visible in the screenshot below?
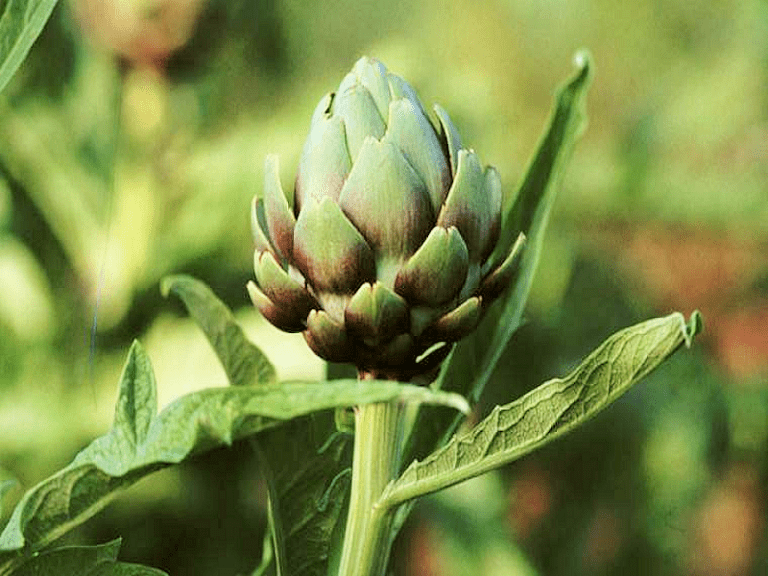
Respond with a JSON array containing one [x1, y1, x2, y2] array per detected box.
[[0, 7, 702, 575]]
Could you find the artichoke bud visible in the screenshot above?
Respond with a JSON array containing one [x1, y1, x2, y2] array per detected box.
[[250, 56, 526, 379]]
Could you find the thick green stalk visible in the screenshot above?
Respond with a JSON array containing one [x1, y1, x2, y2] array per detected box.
[[337, 398, 403, 576]]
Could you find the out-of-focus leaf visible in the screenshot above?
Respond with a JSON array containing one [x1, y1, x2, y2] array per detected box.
[[161, 274, 277, 387], [404, 51, 594, 463], [382, 312, 701, 507], [0, 0, 59, 95], [0, 237, 55, 342], [424, 475, 540, 576], [0, 177, 9, 227], [7, 539, 119, 576], [0, 105, 103, 291], [0, 341, 466, 572]]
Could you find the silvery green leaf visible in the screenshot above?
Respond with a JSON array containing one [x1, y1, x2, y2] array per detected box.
[[382, 312, 701, 507]]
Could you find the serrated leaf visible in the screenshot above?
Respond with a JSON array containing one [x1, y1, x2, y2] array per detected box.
[[404, 51, 594, 464], [0, 0, 59, 95], [161, 274, 277, 387], [382, 312, 701, 507], [0, 342, 466, 572], [7, 539, 119, 576]]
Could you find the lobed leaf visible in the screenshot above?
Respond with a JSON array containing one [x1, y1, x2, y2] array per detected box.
[[0, 342, 466, 572], [404, 51, 594, 464], [0, 0, 59, 96], [383, 312, 702, 508], [161, 274, 277, 387]]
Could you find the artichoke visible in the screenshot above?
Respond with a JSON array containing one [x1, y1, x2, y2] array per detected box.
[[248, 57, 524, 379]]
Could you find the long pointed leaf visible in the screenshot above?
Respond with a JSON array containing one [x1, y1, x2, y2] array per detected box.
[[0, 342, 466, 572], [382, 312, 701, 508], [405, 51, 594, 463], [161, 274, 277, 386], [0, 0, 59, 95]]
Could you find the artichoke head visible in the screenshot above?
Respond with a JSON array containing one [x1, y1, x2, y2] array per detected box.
[[249, 57, 524, 380]]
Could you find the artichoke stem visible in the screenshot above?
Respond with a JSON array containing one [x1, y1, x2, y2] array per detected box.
[[337, 391, 403, 576]]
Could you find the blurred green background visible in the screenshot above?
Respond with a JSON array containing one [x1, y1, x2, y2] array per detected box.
[[1, 0, 767, 574]]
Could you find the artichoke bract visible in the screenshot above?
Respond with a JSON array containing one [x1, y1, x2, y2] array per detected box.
[[249, 57, 524, 380]]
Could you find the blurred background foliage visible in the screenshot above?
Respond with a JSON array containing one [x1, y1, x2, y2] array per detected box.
[[0, 0, 767, 574]]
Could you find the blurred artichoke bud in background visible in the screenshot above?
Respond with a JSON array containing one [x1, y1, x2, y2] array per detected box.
[[72, 0, 205, 65], [249, 57, 525, 380]]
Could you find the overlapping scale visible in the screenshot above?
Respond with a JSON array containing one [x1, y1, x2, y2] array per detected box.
[[344, 282, 409, 344], [262, 155, 295, 261], [254, 251, 317, 317], [384, 98, 451, 212], [423, 296, 482, 342], [437, 150, 495, 262], [304, 310, 353, 362], [332, 84, 386, 162], [293, 197, 376, 293], [338, 137, 434, 261], [247, 281, 305, 333], [295, 115, 351, 211], [395, 226, 468, 306], [433, 104, 462, 177]]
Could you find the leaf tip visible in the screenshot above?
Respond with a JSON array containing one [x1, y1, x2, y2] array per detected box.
[[685, 310, 703, 347], [567, 49, 594, 96], [573, 49, 593, 75], [160, 275, 185, 298], [159, 277, 174, 298], [127, 339, 145, 357]]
